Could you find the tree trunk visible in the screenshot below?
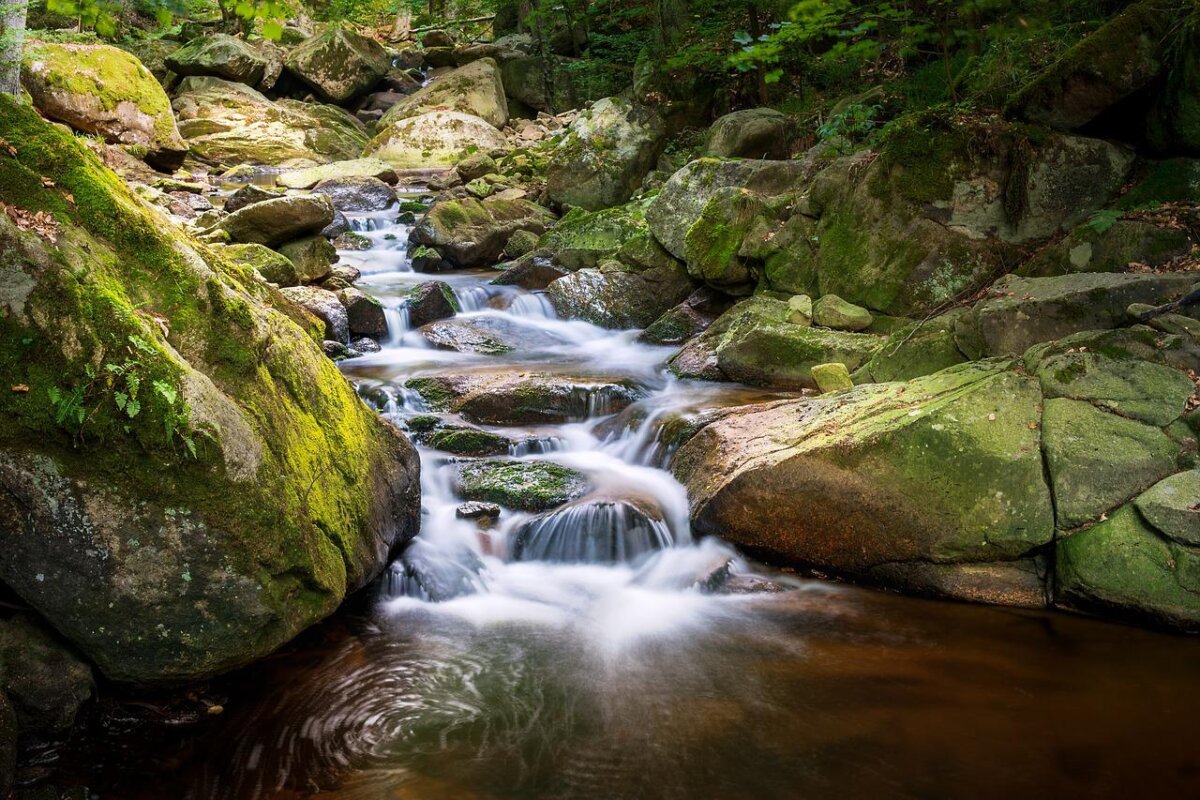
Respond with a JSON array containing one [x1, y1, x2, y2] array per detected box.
[[746, 1, 769, 106], [0, 0, 28, 97], [392, 3, 413, 41]]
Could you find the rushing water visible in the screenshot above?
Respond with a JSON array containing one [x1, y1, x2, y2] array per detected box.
[[46, 195, 1200, 799]]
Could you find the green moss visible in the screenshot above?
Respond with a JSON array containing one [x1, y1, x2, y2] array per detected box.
[[404, 377, 454, 411], [427, 428, 510, 456], [455, 460, 589, 511]]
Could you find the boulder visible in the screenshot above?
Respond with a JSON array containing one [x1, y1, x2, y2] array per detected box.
[[285, 24, 391, 103], [365, 110, 511, 169], [281, 285, 351, 343], [1032, 348, 1196, 427], [813, 294, 874, 331], [223, 183, 283, 213], [418, 318, 535, 354], [453, 460, 590, 512], [1135, 470, 1200, 546], [669, 297, 882, 389], [277, 235, 337, 282], [680, 187, 769, 294], [405, 372, 642, 425], [1008, 0, 1173, 130], [276, 158, 400, 190], [410, 197, 555, 268], [960, 272, 1198, 357], [537, 204, 648, 270], [547, 261, 694, 329], [704, 108, 790, 159], [1020, 219, 1191, 277], [224, 242, 300, 287], [312, 176, 398, 212], [21, 41, 187, 170], [425, 426, 511, 456], [0, 99, 420, 684], [407, 280, 460, 328], [1041, 398, 1180, 530], [1056, 504, 1200, 630], [500, 54, 631, 114], [219, 194, 335, 246], [173, 78, 369, 166], [640, 287, 735, 345], [811, 362, 853, 392], [338, 288, 389, 338], [380, 58, 509, 129], [422, 30, 455, 48], [165, 34, 271, 87], [673, 361, 1055, 602], [492, 257, 570, 290], [855, 315, 968, 383], [0, 615, 93, 733], [545, 97, 666, 211]]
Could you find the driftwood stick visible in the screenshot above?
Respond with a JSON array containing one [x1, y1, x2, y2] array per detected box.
[[1137, 287, 1200, 321]]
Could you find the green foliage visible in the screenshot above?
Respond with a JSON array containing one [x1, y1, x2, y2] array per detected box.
[[1086, 208, 1121, 235], [817, 101, 881, 148]]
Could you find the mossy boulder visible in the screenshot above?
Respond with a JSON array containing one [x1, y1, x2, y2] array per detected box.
[[407, 280, 460, 328], [546, 260, 694, 329], [21, 41, 186, 170], [1008, 0, 1174, 130], [0, 98, 420, 683], [704, 108, 790, 159], [278, 235, 337, 283], [405, 372, 641, 425], [811, 362, 853, 393], [1055, 504, 1200, 631], [173, 78, 369, 167], [681, 187, 768, 294], [1135, 469, 1200, 546], [285, 24, 390, 103], [453, 460, 590, 512], [673, 361, 1055, 601], [276, 158, 399, 191], [218, 194, 335, 247], [537, 204, 648, 270], [813, 294, 874, 331], [426, 427, 511, 457], [1033, 348, 1196, 427], [1042, 398, 1181, 529], [670, 297, 883, 389], [380, 58, 509, 129], [410, 196, 555, 268], [854, 313, 968, 383], [545, 97, 666, 211], [223, 242, 300, 287], [280, 285, 350, 342], [365, 110, 510, 169], [166, 34, 272, 87], [1020, 219, 1191, 277]]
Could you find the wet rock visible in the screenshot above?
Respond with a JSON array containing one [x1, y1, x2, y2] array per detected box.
[[352, 336, 382, 354], [312, 175, 398, 212], [673, 362, 1054, 592], [338, 288, 389, 338], [640, 287, 735, 345], [380, 58, 508, 129], [1056, 504, 1200, 630], [670, 297, 882, 389], [285, 23, 391, 103], [0, 614, 94, 733], [503, 229, 540, 259], [0, 102, 420, 684], [492, 257, 570, 290], [512, 497, 672, 563], [407, 280, 460, 328], [419, 318, 513, 354], [1041, 398, 1180, 530], [323, 209, 351, 239], [868, 558, 1049, 608], [547, 261, 694, 329], [456, 501, 502, 520], [219, 194, 335, 246], [281, 285, 351, 343], [21, 41, 187, 170], [322, 339, 356, 359], [454, 460, 590, 511], [393, 539, 484, 602], [334, 231, 374, 251], [427, 426, 511, 456], [223, 183, 282, 213], [960, 272, 1198, 357], [166, 34, 271, 87], [366, 109, 511, 169], [173, 78, 368, 166], [546, 97, 666, 211], [406, 373, 642, 425], [277, 234, 337, 282], [224, 242, 300, 287], [704, 108, 790, 159], [410, 197, 555, 268], [276, 158, 400, 190], [813, 294, 874, 331]]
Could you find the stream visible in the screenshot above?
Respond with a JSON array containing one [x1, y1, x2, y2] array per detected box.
[[48, 190, 1200, 799]]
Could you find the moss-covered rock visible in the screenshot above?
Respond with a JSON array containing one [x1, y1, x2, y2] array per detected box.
[[813, 294, 874, 331], [0, 97, 420, 683], [811, 362, 853, 393], [365, 109, 510, 169], [285, 24, 391, 103], [546, 260, 695, 329], [545, 97, 666, 211], [681, 187, 767, 294], [166, 34, 272, 87], [276, 158, 399, 191], [427, 427, 511, 456], [278, 234, 338, 283], [1055, 504, 1200, 630], [453, 460, 590, 511], [223, 242, 300, 287], [537, 204, 647, 270], [410, 196, 555, 268], [218, 194, 334, 247], [704, 108, 790, 159], [1042, 398, 1181, 529], [21, 41, 186, 170], [670, 297, 883, 389], [1033, 349, 1195, 427], [1020, 219, 1191, 277], [855, 313, 968, 383], [381, 58, 508, 129], [673, 361, 1054, 598], [173, 78, 369, 167], [405, 372, 641, 425], [1135, 469, 1200, 546]]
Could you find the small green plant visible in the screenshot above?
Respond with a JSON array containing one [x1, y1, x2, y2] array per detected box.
[[818, 103, 882, 150], [1086, 209, 1121, 235]]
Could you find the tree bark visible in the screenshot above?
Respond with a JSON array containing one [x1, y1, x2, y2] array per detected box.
[[0, 0, 28, 97], [392, 2, 413, 41]]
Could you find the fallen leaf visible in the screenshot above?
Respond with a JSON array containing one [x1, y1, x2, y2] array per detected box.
[[10, 385, 29, 393]]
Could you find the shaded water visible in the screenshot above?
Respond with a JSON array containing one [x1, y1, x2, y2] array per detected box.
[[48, 196, 1200, 799]]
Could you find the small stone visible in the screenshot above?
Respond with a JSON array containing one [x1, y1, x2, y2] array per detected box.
[[811, 362, 854, 393], [338, 288, 389, 338], [787, 294, 813, 326], [814, 294, 874, 331], [223, 183, 282, 213], [456, 501, 502, 520], [352, 337, 382, 354], [455, 152, 497, 182], [407, 280, 460, 328]]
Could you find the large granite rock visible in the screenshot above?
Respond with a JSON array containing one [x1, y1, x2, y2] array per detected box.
[[285, 24, 391, 103]]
